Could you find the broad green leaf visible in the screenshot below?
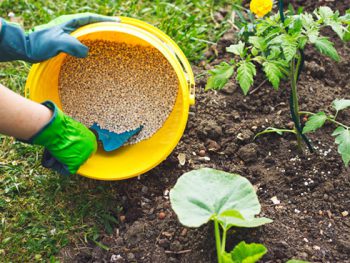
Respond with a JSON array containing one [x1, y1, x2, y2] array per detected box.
[[262, 61, 284, 89], [237, 61, 256, 95], [248, 36, 267, 51], [314, 37, 340, 61], [169, 168, 265, 227], [205, 62, 234, 91], [227, 41, 246, 57], [302, 112, 327, 134], [286, 260, 310, 263], [230, 241, 267, 263], [218, 209, 272, 229], [332, 99, 350, 114], [332, 127, 350, 166]]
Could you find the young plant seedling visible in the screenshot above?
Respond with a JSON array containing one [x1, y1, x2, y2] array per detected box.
[[206, 1, 350, 158], [301, 99, 350, 167], [169, 168, 272, 263]]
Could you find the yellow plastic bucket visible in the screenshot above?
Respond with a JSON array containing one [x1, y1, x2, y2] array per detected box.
[[25, 17, 195, 181]]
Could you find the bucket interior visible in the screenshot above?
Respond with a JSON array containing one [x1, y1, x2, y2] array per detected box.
[[27, 29, 189, 180]]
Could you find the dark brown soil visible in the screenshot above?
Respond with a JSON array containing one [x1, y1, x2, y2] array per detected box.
[[61, 1, 350, 263]]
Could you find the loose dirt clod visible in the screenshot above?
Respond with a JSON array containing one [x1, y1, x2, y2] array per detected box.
[[59, 40, 178, 144]]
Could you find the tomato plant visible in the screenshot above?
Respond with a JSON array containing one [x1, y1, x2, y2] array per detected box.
[[205, 0, 350, 164]]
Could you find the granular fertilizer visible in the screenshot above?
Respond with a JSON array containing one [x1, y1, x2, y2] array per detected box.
[[58, 40, 179, 144]]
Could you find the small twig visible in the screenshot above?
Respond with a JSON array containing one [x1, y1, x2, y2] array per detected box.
[[165, 249, 192, 255], [195, 72, 208, 80], [249, 79, 268, 95]]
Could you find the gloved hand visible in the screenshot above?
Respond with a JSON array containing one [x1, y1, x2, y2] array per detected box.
[[0, 13, 119, 63], [23, 101, 97, 175]]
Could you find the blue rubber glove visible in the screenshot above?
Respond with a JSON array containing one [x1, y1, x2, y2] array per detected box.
[[0, 13, 119, 63]]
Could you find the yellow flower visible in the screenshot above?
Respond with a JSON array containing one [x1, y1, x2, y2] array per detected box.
[[250, 0, 273, 18]]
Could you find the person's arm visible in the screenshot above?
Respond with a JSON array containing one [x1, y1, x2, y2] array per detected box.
[[0, 83, 97, 175], [0, 84, 52, 139]]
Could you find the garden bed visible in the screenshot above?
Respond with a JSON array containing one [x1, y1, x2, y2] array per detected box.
[[58, 1, 350, 262]]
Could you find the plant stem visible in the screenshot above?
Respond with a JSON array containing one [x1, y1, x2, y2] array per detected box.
[[299, 111, 350, 129], [291, 55, 303, 151], [221, 228, 227, 255], [214, 218, 222, 263]]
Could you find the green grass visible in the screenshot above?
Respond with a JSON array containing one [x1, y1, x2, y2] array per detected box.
[[0, 0, 235, 261], [0, 139, 123, 261], [0, 0, 232, 61]]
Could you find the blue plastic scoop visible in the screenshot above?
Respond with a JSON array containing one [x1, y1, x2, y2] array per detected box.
[[90, 123, 143, 152]]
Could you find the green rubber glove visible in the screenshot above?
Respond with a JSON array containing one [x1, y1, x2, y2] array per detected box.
[[24, 101, 97, 175], [0, 13, 119, 63]]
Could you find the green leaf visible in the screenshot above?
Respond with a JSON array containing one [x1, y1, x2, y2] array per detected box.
[[169, 168, 268, 228], [205, 62, 234, 91], [342, 12, 350, 41], [223, 252, 235, 263], [302, 112, 327, 134], [343, 28, 350, 42], [317, 6, 347, 40], [298, 36, 308, 49], [286, 260, 310, 263], [251, 47, 259, 56], [227, 41, 246, 57], [307, 28, 320, 43], [267, 47, 282, 60], [332, 127, 350, 167], [281, 35, 298, 62], [254, 127, 296, 139], [237, 61, 256, 95], [318, 6, 334, 21], [301, 13, 315, 29], [314, 37, 340, 61], [220, 209, 245, 219], [270, 34, 298, 62], [218, 209, 272, 229], [332, 99, 350, 114], [300, 13, 320, 43], [328, 20, 347, 40], [230, 241, 267, 263], [289, 18, 303, 35], [248, 36, 267, 52], [262, 61, 284, 89]]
